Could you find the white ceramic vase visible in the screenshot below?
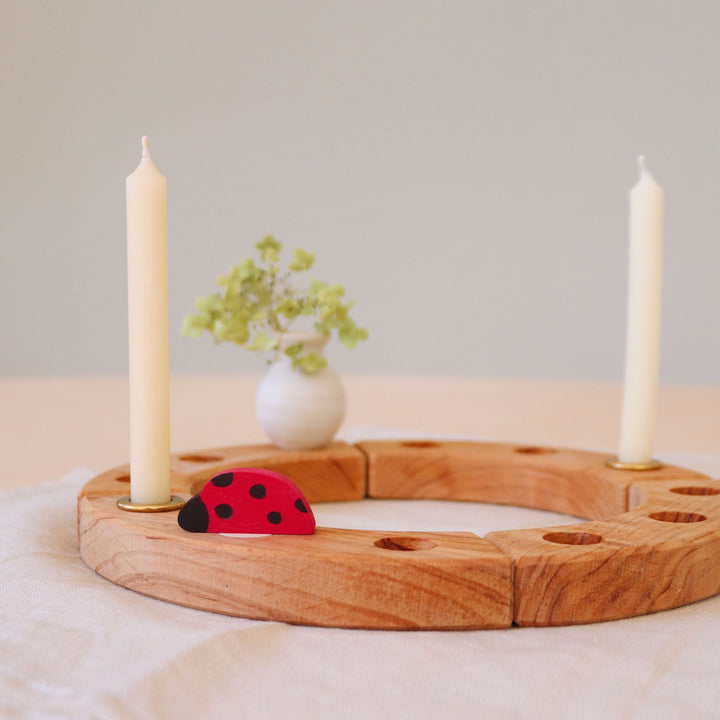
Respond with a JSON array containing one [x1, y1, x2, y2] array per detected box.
[[255, 332, 346, 450]]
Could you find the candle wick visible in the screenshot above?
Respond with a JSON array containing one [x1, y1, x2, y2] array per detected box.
[[638, 155, 647, 175], [141, 136, 151, 159]]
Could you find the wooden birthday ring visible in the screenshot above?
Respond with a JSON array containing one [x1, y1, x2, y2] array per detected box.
[[78, 440, 720, 630]]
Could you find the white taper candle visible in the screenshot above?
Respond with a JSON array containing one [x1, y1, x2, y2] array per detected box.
[[618, 157, 664, 464], [126, 136, 171, 504]]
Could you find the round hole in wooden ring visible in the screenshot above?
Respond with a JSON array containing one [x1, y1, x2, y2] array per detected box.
[[648, 511, 707, 523], [542, 531, 603, 546], [374, 536, 438, 551], [178, 454, 224, 463], [515, 446, 557, 455], [115, 474, 130, 482], [401, 441, 440, 449], [670, 486, 720, 496]]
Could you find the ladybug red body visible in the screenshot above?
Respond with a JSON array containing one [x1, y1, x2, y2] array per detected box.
[[178, 467, 316, 535]]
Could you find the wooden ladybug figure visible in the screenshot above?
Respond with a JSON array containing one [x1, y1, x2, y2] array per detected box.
[[178, 467, 316, 535]]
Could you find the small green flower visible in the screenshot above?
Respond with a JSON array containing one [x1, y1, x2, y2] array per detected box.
[[295, 353, 327, 373], [254, 235, 281, 263], [288, 248, 316, 272], [246, 333, 279, 352]]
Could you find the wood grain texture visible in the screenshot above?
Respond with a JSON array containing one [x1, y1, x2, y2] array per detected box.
[[78, 494, 512, 630], [78, 440, 720, 630], [80, 441, 366, 503], [359, 440, 707, 519]]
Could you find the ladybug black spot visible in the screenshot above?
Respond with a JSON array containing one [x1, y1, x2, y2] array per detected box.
[[267, 511, 282, 524], [294, 498, 308, 513], [177, 495, 209, 533], [211, 473, 233, 488], [215, 503, 233, 519], [249, 484, 266, 499]]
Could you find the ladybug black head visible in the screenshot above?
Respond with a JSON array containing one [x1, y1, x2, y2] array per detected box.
[[177, 494, 209, 532]]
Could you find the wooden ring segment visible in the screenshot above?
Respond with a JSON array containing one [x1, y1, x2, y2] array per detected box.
[[77, 440, 720, 630]]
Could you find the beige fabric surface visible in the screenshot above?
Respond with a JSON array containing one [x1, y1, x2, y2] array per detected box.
[[2, 427, 720, 719]]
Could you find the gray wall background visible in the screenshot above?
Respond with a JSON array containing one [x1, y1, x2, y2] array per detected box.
[[2, 0, 719, 382]]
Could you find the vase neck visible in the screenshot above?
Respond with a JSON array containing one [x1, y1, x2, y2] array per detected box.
[[277, 332, 329, 355]]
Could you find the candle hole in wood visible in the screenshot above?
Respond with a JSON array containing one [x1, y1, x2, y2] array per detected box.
[[374, 536, 438, 552], [401, 441, 440, 449], [648, 511, 707, 524], [115, 474, 130, 482], [542, 531, 603, 546], [515, 446, 557, 455], [670, 486, 720, 496], [178, 454, 224, 463]]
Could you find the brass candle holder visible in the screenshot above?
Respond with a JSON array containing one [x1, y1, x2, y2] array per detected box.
[[116, 495, 186, 512], [606, 458, 664, 471]]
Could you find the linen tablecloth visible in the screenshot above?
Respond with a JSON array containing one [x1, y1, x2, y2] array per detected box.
[[3, 427, 720, 719]]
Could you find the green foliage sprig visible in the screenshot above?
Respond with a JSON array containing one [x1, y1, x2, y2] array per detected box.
[[181, 235, 368, 373]]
